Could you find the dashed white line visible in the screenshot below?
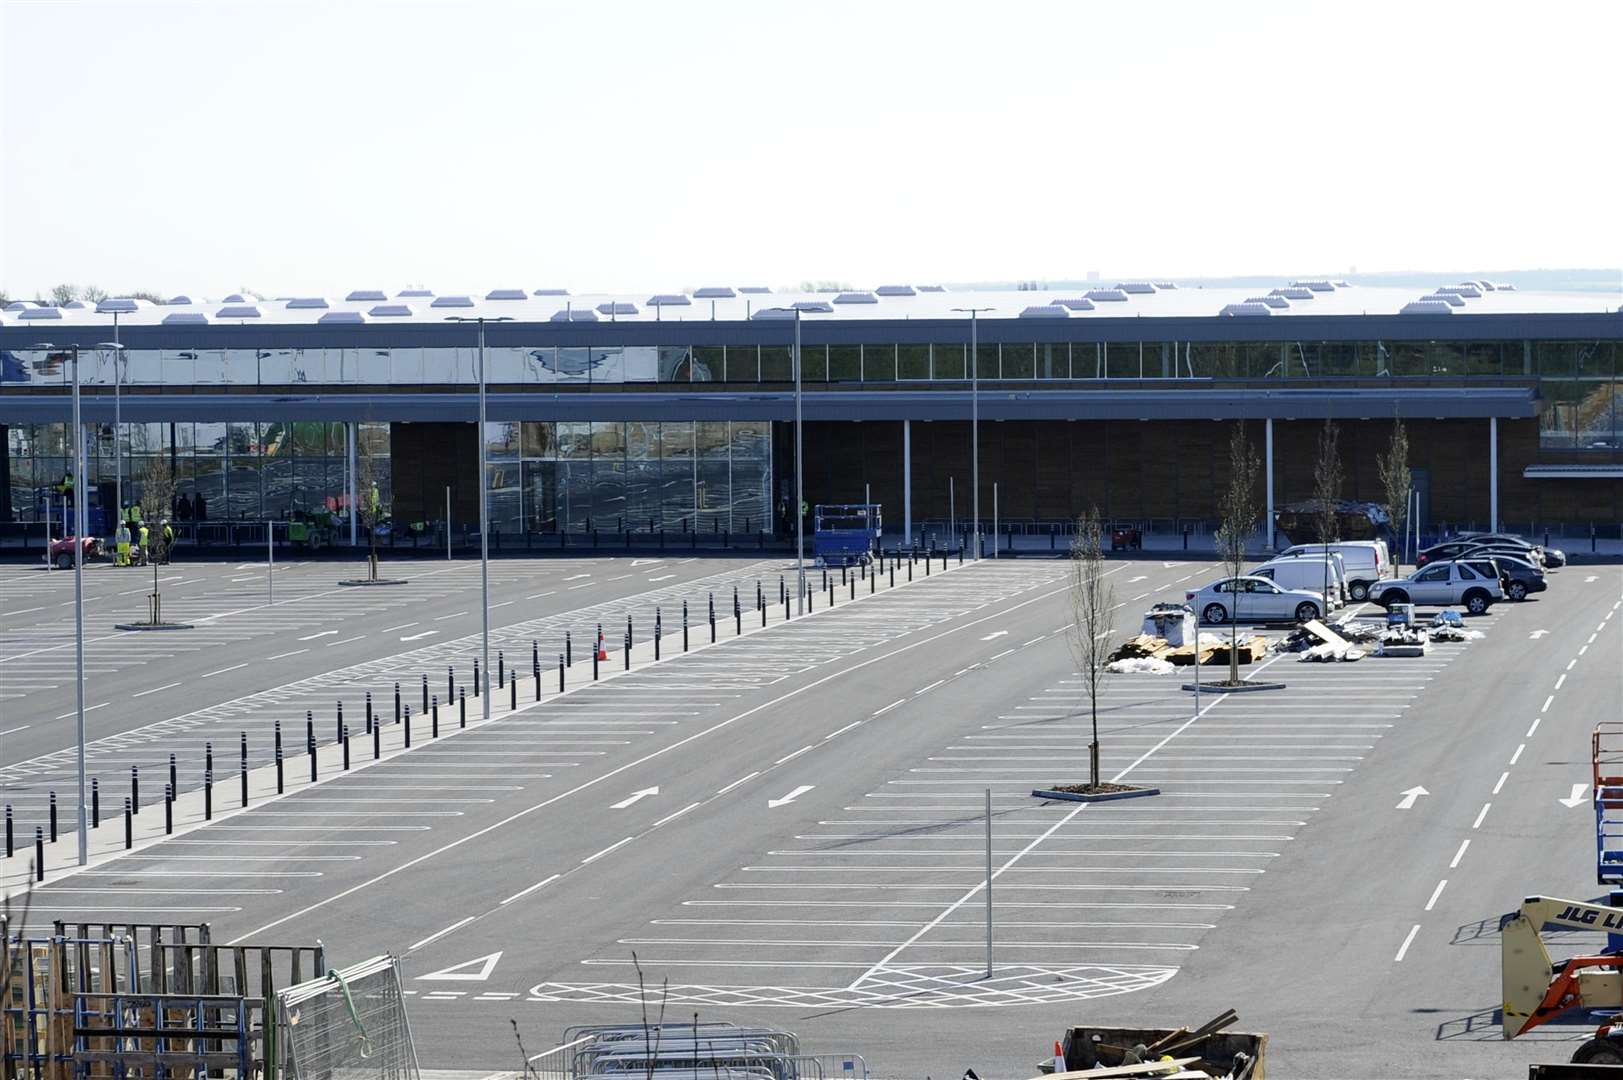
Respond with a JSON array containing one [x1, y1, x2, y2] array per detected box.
[[1493, 772, 1509, 795], [824, 721, 863, 740], [1424, 879, 1448, 911], [202, 664, 248, 678], [651, 802, 701, 828], [1527, 717, 1542, 738], [914, 680, 944, 696], [775, 745, 814, 766], [1541, 695, 1554, 713], [499, 874, 560, 906], [717, 771, 760, 796], [381, 623, 417, 633], [433, 611, 468, 621], [1472, 803, 1491, 829], [133, 682, 180, 698], [265, 649, 308, 661], [873, 699, 907, 717], [1449, 839, 1471, 868], [1394, 923, 1421, 962], [1567, 659, 1578, 672], [581, 837, 635, 864], [326, 636, 367, 648], [54, 703, 108, 720], [1509, 744, 1525, 766], [409, 916, 476, 951]]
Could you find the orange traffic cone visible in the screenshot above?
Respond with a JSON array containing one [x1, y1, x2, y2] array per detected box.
[[596, 633, 609, 662], [1052, 1042, 1065, 1074]]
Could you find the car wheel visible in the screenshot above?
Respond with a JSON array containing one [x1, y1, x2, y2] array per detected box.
[[1507, 581, 1528, 601], [1381, 590, 1409, 609], [1349, 581, 1369, 601], [1202, 603, 1228, 626], [1294, 601, 1320, 623], [55, 553, 71, 569], [1573, 1038, 1623, 1065], [1464, 590, 1490, 615]]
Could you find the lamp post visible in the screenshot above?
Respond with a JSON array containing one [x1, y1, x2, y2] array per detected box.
[[109, 313, 124, 527], [793, 308, 806, 613], [952, 307, 994, 559], [447, 315, 512, 720]]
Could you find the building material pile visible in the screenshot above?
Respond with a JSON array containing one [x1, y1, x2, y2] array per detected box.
[[1106, 656, 1177, 675], [1376, 626, 1430, 657], [1038, 1009, 1265, 1079], [1110, 634, 1169, 661], [1141, 604, 1196, 647]]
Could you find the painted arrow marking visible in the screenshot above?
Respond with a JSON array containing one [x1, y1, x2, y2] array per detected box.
[[980, 631, 1009, 641], [1586, 575, 1599, 583], [1560, 783, 1590, 808], [611, 787, 659, 809], [401, 630, 440, 641], [1529, 629, 1550, 640], [768, 785, 815, 808], [298, 630, 339, 641], [418, 952, 502, 981], [1395, 786, 1430, 810], [631, 559, 664, 567], [1162, 562, 1183, 569]]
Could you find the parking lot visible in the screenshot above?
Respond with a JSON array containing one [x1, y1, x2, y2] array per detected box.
[[2, 547, 1619, 1079]]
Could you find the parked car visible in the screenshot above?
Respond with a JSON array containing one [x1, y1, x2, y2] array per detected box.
[[1110, 523, 1142, 551], [1416, 540, 1478, 567], [1367, 558, 1503, 614], [1186, 576, 1328, 625], [44, 535, 102, 569], [1461, 542, 1547, 569], [1276, 540, 1390, 601], [1251, 555, 1347, 607], [1483, 553, 1547, 601], [1456, 532, 1566, 567]]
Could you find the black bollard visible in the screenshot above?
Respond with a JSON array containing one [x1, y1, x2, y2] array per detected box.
[[206, 740, 214, 779], [655, 625, 661, 661], [566, 631, 572, 668], [449, 666, 455, 704], [373, 716, 381, 759], [627, 615, 634, 649], [124, 799, 132, 850], [343, 726, 351, 770], [404, 704, 412, 748], [336, 700, 344, 745], [165, 785, 173, 835], [624, 632, 630, 670], [499, 650, 505, 690], [240, 732, 248, 807], [169, 753, 177, 801], [510, 676, 517, 710], [131, 766, 140, 815], [890, 564, 895, 588], [4, 805, 10, 858], [92, 778, 100, 828], [736, 606, 741, 635], [784, 590, 789, 621], [559, 654, 565, 693], [683, 602, 689, 651], [593, 640, 599, 681], [534, 639, 541, 678], [422, 672, 429, 713], [432, 695, 440, 738], [307, 716, 317, 782], [474, 658, 481, 697], [366, 690, 374, 735], [34, 828, 43, 881], [204, 769, 213, 820], [460, 687, 467, 727], [49, 791, 57, 843], [395, 681, 401, 724], [276, 739, 284, 794]]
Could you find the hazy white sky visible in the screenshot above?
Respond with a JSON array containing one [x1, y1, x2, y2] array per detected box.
[[2, 0, 1619, 299]]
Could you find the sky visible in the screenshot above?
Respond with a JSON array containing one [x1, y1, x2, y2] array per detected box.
[[2, 0, 1620, 300]]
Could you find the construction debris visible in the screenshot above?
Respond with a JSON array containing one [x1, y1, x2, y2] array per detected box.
[[1141, 603, 1196, 647], [1110, 634, 1170, 661], [1107, 656, 1177, 675], [1039, 1009, 1265, 1079], [1377, 626, 1430, 657]]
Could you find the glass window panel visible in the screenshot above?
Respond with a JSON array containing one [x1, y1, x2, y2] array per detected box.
[[933, 343, 965, 380], [1379, 343, 1425, 376], [697, 460, 730, 530], [621, 346, 658, 383], [828, 345, 860, 382], [760, 346, 791, 381], [898, 344, 929, 380], [287, 348, 327, 383], [730, 455, 770, 532], [1004, 342, 1036, 379], [662, 421, 694, 460], [521, 421, 555, 459], [591, 421, 626, 460], [863, 344, 896, 382], [976, 342, 997, 380], [421, 347, 466, 384], [800, 344, 828, 382], [658, 346, 692, 382], [523, 460, 556, 532], [487, 461, 521, 535], [1317, 342, 1359, 377], [358, 422, 390, 457], [484, 346, 528, 384], [163, 350, 197, 385], [730, 420, 770, 460], [1540, 381, 1587, 449], [560, 460, 592, 531], [725, 345, 758, 383], [1536, 341, 1578, 378], [555, 347, 591, 384], [486, 422, 520, 459], [194, 423, 228, 455], [1037, 342, 1067, 379], [696, 421, 730, 458], [626, 422, 659, 460], [556, 422, 591, 458], [693, 346, 723, 382], [193, 456, 224, 516], [223, 455, 261, 521], [1579, 341, 1615, 380], [1426, 342, 1465, 376], [660, 456, 696, 530], [622, 460, 658, 529], [291, 423, 327, 455], [173, 423, 198, 451]]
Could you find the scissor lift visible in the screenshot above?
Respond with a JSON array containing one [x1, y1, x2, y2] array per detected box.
[[1594, 722, 1623, 884]]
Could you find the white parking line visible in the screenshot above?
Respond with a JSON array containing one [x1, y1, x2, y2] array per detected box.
[[1394, 923, 1421, 962]]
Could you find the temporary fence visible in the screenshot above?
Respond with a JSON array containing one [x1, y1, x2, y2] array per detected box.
[[276, 954, 418, 1080], [545, 1023, 867, 1080]]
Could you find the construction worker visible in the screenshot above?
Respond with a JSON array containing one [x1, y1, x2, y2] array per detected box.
[[129, 501, 143, 533], [160, 520, 174, 564], [137, 522, 149, 565], [115, 522, 131, 566], [59, 469, 74, 506]]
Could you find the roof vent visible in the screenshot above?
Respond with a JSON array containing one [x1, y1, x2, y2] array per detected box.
[[1153, 281, 1178, 290], [874, 285, 916, 297], [552, 308, 599, 322], [737, 286, 772, 294], [1291, 280, 1336, 291], [18, 307, 63, 320], [1115, 282, 1157, 294], [369, 304, 413, 317], [916, 284, 947, 292], [1400, 301, 1456, 315], [1270, 287, 1314, 300], [1084, 289, 1129, 301], [792, 300, 833, 313], [1052, 297, 1096, 311], [318, 311, 366, 324], [166, 295, 194, 305], [346, 289, 387, 302], [833, 292, 878, 304], [751, 307, 796, 320], [1219, 303, 1274, 317], [397, 288, 434, 298], [1019, 305, 1069, 318], [1333, 280, 1352, 288], [62, 300, 90, 309], [1435, 285, 1481, 298], [693, 286, 736, 299], [1420, 292, 1466, 308], [485, 289, 528, 301], [430, 295, 475, 308], [1247, 295, 1290, 309], [217, 305, 261, 318], [533, 288, 570, 296], [648, 294, 691, 306], [286, 297, 329, 309], [97, 298, 143, 312], [163, 312, 209, 325], [596, 302, 637, 316], [2, 301, 30, 311], [223, 293, 253, 303]]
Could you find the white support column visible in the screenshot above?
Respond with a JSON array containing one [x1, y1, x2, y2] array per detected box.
[[1489, 416, 1499, 531], [346, 421, 358, 546], [1264, 418, 1275, 552], [902, 419, 912, 545]]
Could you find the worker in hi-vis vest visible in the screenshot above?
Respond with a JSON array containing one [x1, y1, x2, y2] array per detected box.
[[115, 522, 131, 566]]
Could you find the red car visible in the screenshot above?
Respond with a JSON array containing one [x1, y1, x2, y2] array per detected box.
[[46, 536, 102, 569], [1110, 524, 1143, 551]]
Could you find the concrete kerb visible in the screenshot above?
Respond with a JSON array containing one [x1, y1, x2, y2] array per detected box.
[[0, 552, 967, 894], [1179, 681, 1287, 693], [112, 622, 195, 631], [337, 579, 409, 587], [1031, 786, 1162, 803]]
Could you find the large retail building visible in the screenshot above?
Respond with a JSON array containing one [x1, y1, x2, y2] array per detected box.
[[2, 279, 1620, 542]]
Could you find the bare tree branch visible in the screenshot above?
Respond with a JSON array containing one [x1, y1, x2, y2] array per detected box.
[[1215, 425, 1261, 685], [1065, 508, 1115, 789], [1378, 418, 1413, 572], [1313, 420, 1344, 604]]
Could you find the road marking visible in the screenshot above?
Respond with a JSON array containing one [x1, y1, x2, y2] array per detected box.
[[201, 664, 247, 679], [651, 802, 700, 828], [1509, 744, 1525, 766], [1128, 575, 1147, 583], [401, 631, 439, 641], [873, 699, 907, 717], [581, 837, 635, 864], [298, 630, 339, 641], [610, 787, 659, 810], [648, 575, 676, 582], [526, 592, 554, 600], [774, 745, 814, 766], [914, 680, 944, 695], [717, 772, 759, 796], [133, 682, 180, 698], [1529, 629, 1549, 639], [1527, 717, 1542, 738], [824, 721, 863, 740], [1541, 695, 1554, 713], [1449, 839, 1470, 868], [490, 601, 514, 609], [768, 785, 815, 808], [381, 622, 417, 633], [1394, 923, 1421, 962], [1424, 879, 1448, 911], [1493, 772, 1509, 795], [408, 917, 476, 951], [433, 611, 467, 621], [568, 583, 593, 590], [1473, 803, 1491, 829], [1560, 783, 1590, 808], [1587, 575, 1600, 583], [1394, 786, 1429, 810], [1555, 673, 1567, 691], [500, 874, 560, 905], [326, 636, 367, 647], [265, 649, 308, 661], [1567, 658, 1578, 671], [417, 951, 502, 981], [980, 631, 1008, 641]]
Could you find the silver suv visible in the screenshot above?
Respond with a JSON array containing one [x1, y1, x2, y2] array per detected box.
[[1367, 558, 1503, 614]]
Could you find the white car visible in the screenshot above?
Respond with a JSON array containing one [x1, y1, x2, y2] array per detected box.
[[1186, 576, 1328, 626], [1367, 559, 1503, 614]]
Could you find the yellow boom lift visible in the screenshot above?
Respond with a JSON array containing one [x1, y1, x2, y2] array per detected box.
[[1503, 894, 1623, 1064]]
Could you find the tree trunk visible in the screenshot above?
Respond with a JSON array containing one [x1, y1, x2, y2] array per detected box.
[[1090, 700, 1100, 788]]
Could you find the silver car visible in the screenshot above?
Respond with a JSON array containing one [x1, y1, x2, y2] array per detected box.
[[1185, 575, 1327, 626]]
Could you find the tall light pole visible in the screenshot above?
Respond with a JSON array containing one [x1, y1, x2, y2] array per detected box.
[[109, 312, 123, 527], [448, 315, 511, 719], [793, 308, 806, 613], [952, 307, 994, 558]]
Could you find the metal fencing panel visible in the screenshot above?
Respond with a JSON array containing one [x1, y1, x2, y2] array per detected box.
[[276, 956, 418, 1080]]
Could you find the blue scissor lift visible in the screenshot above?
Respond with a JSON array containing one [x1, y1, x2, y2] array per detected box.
[[812, 504, 881, 567], [1594, 723, 1623, 885]]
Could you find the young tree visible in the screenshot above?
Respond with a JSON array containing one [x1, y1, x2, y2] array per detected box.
[[357, 450, 385, 581], [1214, 424, 1261, 685], [50, 283, 79, 306], [1378, 418, 1413, 572], [1312, 419, 1344, 605], [1066, 507, 1116, 790], [80, 285, 108, 304], [140, 456, 175, 623]]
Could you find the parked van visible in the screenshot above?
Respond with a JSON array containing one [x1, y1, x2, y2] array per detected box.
[[1276, 541, 1391, 601], [1252, 556, 1347, 608]]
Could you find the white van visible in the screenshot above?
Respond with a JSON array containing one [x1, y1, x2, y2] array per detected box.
[[1252, 556, 1346, 608], [1276, 541, 1391, 601]]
